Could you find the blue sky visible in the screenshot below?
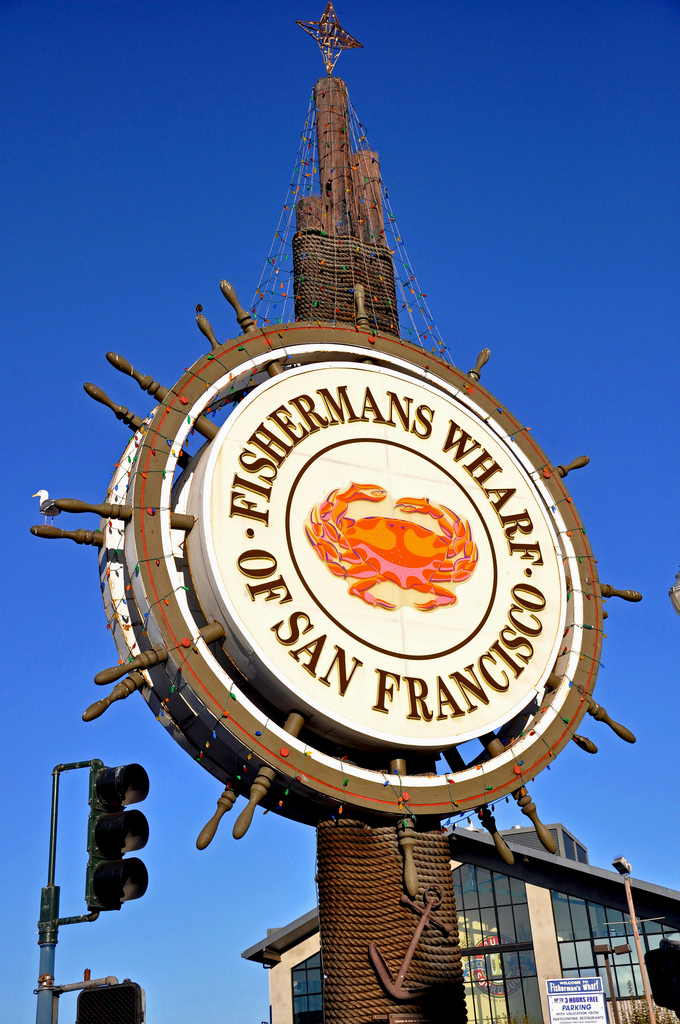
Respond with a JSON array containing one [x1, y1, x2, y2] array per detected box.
[[2, 1, 679, 1021]]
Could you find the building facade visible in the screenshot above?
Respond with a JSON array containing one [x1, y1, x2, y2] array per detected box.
[[243, 825, 680, 1024]]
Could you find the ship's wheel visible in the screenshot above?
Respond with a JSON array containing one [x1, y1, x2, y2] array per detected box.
[[31, 281, 640, 863]]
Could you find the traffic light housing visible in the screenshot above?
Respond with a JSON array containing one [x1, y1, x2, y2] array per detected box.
[[86, 762, 149, 911], [645, 940, 680, 1016], [76, 980, 145, 1023]]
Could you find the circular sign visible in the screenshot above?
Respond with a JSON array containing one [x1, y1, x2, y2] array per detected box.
[[465, 936, 532, 996], [187, 362, 565, 751], [84, 322, 603, 825]]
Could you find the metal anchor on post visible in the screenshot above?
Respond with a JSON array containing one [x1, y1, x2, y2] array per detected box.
[[368, 884, 453, 1000]]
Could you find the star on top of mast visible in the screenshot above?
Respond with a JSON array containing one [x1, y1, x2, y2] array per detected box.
[[296, 2, 362, 76]]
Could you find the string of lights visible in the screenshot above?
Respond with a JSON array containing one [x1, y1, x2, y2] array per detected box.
[[250, 85, 454, 363]]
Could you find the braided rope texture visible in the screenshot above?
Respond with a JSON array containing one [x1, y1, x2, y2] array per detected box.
[[317, 820, 466, 1023], [292, 231, 399, 335]]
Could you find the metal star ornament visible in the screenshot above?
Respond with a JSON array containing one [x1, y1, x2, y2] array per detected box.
[[296, 3, 362, 76]]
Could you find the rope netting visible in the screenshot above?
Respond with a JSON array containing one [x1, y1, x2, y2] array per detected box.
[[251, 85, 453, 364]]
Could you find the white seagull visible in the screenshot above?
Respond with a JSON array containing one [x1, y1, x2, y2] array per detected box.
[[33, 490, 60, 523]]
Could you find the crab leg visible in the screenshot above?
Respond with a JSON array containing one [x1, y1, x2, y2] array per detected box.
[[411, 582, 458, 610], [348, 576, 396, 609]]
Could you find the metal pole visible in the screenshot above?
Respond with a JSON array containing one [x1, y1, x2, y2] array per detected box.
[[36, 770, 61, 1024], [35, 761, 101, 1024], [47, 768, 60, 886], [623, 874, 656, 1024], [603, 953, 622, 1024]]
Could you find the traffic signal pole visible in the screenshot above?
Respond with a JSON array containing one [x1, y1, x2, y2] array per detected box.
[[36, 762, 101, 1024]]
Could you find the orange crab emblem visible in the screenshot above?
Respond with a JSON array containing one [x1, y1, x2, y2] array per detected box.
[[305, 483, 478, 611]]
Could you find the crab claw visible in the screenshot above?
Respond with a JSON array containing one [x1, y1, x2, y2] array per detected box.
[[395, 496, 436, 515], [340, 483, 387, 503]]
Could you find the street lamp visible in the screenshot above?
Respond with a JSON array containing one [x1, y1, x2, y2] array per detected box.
[[594, 942, 631, 1024], [612, 857, 657, 1024], [669, 565, 680, 616]]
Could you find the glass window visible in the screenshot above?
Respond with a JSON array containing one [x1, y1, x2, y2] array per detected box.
[[576, 844, 588, 864], [463, 874, 479, 910], [551, 890, 668, 1002], [570, 898, 591, 941], [454, 864, 537, 1024], [510, 876, 527, 903], [520, 949, 537, 978], [522, 976, 543, 1021], [632, 964, 643, 993], [476, 867, 495, 908], [292, 952, 323, 1024], [465, 910, 485, 949], [563, 833, 575, 860], [605, 907, 626, 939], [588, 902, 609, 939], [493, 873, 512, 906], [560, 942, 578, 970], [507, 983, 527, 1021], [479, 905, 498, 942], [616, 964, 635, 998], [513, 902, 532, 943], [552, 891, 574, 941], [497, 904, 515, 943], [575, 940, 594, 968]]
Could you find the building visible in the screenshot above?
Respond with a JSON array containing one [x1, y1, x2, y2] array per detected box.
[[243, 825, 680, 1024]]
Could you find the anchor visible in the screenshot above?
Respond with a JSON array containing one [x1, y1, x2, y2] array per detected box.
[[368, 884, 454, 1001]]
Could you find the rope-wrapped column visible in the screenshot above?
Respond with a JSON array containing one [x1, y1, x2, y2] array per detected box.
[[317, 819, 465, 1023]]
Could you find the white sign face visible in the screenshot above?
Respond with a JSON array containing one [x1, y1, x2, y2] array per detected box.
[[547, 977, 608, 1024], [187, 362, 565, 750]]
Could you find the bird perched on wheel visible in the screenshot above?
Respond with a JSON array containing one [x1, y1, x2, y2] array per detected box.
[[33, 490, 60, 523]]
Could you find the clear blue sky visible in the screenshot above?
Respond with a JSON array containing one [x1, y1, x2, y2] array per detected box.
[[2, 1, 679, 1021]]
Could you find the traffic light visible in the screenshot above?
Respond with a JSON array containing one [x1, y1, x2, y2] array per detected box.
[[76, 980, 145, 1023], [86, 762, 149, 911], [645, 940, 680, 1016]]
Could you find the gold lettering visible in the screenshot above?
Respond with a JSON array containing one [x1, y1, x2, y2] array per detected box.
[[372, 669, 400, 713], [229, 491, 269, 525], [485, 487, 517, 513], [499, 626, 535, 664], [246, 576, 292, 604], [450, 668, 489, 712], [318, 646, 363, 695], [411, 404, 434, 439], [512, 583, 547, 611], [499, 510, 533, 538], [290, 634, 327, 676], [237, 549, 277, 577], [238, 449, 278, 484], [436, 676, 466, 720], [271, 612, 313, 646], [442, 421, 480, 461], [465, 449, 503, 487], [403, 676, 433, 721], [267, 404, 310, 446], [478, 652, 510, 691], [360, 387, 388, 423], [508, 605, 543, 637], [316, 386, 362, 425], [386, 391, 412, 431], [508, 542, 544, 565], [248, 424, 293, 465], [232, 473, 271, 502], [289, 394, 330, 433], [489, 639, 525, 678]]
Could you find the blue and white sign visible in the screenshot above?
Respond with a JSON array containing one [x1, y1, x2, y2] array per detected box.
[[547, 977, 608, 1024]]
